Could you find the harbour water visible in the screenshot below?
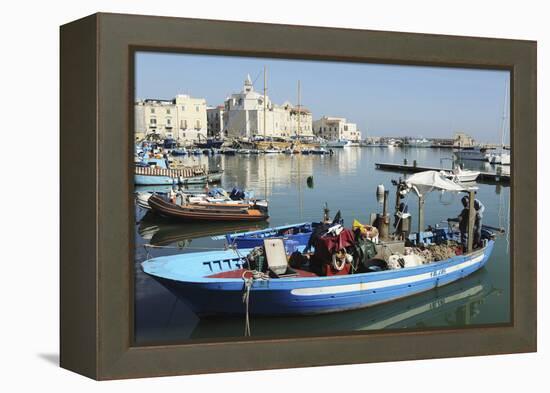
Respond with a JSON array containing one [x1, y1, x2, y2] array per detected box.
[[134, 147, 510, 345]]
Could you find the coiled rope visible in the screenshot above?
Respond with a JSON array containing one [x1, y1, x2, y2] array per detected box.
[[241, 268, 269, 337]]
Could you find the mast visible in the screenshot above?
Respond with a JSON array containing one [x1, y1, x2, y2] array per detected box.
[[263, 66, 267, 141], [500, 78, 509, 149], [297, 80, 301, 139], [263, 66, 267, 199]]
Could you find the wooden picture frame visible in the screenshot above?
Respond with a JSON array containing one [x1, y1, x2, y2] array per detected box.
[[60, 12, 536, 380]]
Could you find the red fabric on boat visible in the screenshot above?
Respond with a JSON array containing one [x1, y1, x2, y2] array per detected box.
[[324, 263, 352, 276], [207, 268, 317, 279], [313, 228, 356, 261]]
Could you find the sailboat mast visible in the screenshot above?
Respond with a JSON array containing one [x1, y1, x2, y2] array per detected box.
[[500, 78, 509, 148], [297, 80, 301, 138], [263, 66, 267, 140]]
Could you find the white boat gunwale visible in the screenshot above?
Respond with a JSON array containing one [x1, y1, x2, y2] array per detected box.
[[142, 241, 491, 287]]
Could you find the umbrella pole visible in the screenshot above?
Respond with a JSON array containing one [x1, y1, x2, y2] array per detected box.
[[417, 195, 425, 243]]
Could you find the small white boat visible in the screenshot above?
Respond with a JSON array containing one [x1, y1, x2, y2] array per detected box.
[[488, 151, 510, 165], [263, 148, 280, 154], [326, 139, 351, 148], [238, 149, 251, 155], [136, 192, 154, 210], [442, 166, 480, 183]]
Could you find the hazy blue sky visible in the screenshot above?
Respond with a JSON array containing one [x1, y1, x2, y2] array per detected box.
[[136, 52, 510, 143]]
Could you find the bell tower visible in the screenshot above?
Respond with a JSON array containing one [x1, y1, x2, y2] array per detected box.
[[244, 74, 253, 93]]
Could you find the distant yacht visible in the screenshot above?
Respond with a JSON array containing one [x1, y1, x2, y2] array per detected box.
[[454, 146, 493, 161], [326, 139, 351, 148], [406, 138, 432, 148], [488, 151, 511, 165]]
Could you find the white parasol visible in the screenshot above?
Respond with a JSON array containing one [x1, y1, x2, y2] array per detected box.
[[405, 170, 467, 197]]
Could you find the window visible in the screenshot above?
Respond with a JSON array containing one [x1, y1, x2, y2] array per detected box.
[[166, 118, 171, 125], [150, 108, 155, 114], [166, 108, 171, 114], [196, 120, 201, 129], [181, 105, 185, 111], [195, 106, 199, 112], [150, 118, 156, 124], [181, 120, 187, 129]]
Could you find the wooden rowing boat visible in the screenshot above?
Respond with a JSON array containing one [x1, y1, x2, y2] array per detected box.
[[148, 194, 269, 222]]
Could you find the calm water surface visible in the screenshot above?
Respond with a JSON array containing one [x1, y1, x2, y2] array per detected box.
[[134, 147, 510, 344]]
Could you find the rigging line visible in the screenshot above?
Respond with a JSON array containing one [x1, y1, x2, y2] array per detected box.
[[251, 69, 263, 88]]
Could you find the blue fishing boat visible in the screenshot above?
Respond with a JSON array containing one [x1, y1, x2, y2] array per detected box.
[[135, 157, 178, 185], [142, 230, 495, 316], [222, 222, 315, 248], [142, 171, 499, 317], [195, 137, 224, 149]]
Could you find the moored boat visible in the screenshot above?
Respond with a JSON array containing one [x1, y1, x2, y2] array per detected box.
[[454, 146, 493, 161], [442, 166, 480, 183], [195, 137, 224, 149], [326, 139, 351, 148], [488, 151, 510, 165], [171, 148, 187, 156], [310, 147, 329, 155], [222, 222, 315, 248], [142, 230, 494, 316], [221, 148, 237, 155], [148, 194, 269, 222], [405, 138, 432, 148], [142, 171, 499, 317]]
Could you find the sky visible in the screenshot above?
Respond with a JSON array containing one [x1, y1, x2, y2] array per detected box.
[[135, 52, 510, 144]]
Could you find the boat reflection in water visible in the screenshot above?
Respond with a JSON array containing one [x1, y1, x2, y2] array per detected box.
[[188, 269, 499, 340], [138, 212, 269, 248]]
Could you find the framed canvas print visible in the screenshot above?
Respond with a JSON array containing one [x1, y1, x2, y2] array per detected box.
[[60, 13, 536, 380]]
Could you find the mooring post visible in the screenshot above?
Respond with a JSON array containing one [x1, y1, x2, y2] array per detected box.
[[467, 190, 476, 253]]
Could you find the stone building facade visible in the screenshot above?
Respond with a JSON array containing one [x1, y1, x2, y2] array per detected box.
[[134, 94, 207, 144], [312, 116, 362, 141], [222, 75, 313, 139]]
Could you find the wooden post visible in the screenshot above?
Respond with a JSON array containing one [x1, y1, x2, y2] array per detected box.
[[467, 189, 476, 253]]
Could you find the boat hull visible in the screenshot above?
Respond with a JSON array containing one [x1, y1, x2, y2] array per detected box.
[[142, 241, 493, 316], [224, 222, 314, 248], [148, 194, 269, 222], [135, 174, 178, 185]]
